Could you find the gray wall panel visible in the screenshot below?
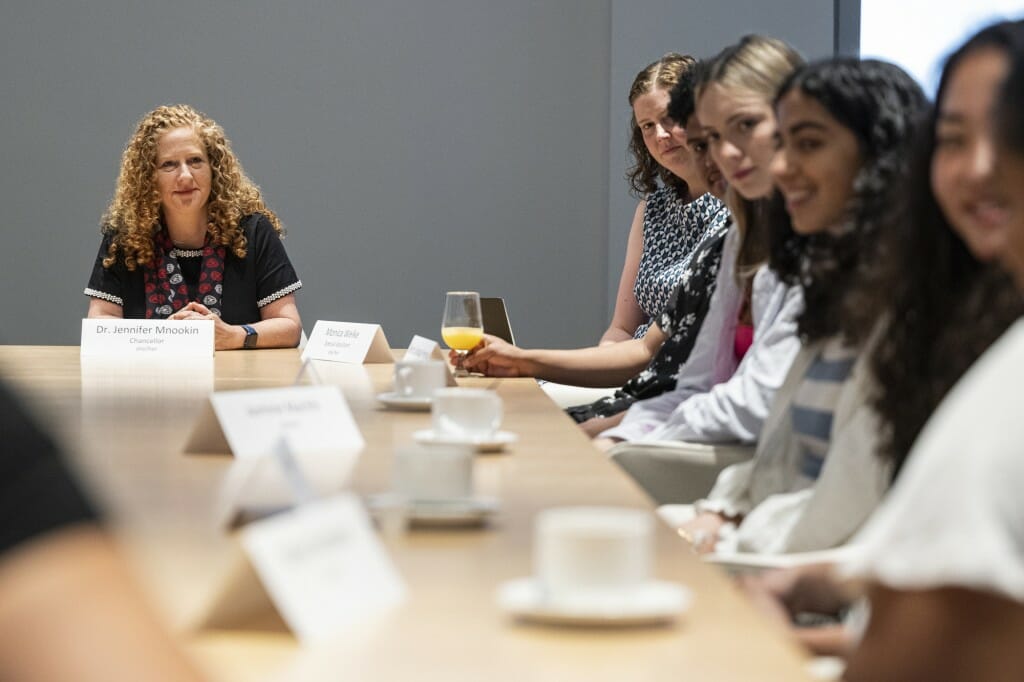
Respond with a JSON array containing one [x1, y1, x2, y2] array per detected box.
[[1, 1, 610, 348], [1, 1, 835, 350], [606, 0, 835, 317]]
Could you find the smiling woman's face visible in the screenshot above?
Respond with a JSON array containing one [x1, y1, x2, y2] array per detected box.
[[696, 82, 779, 200], [771, 89, 862, 235], [154, 126, 212, 217], [931, 47, 1010, 263]]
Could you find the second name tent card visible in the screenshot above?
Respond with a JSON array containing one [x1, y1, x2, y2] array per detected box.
[[302, 321, 393, 364], [184, 385, 364, 459]]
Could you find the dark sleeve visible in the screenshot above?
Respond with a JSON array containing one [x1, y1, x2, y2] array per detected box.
[[84, 232, 127, 307], [0, 383, 96, 554], [249, 214, 302, 308]]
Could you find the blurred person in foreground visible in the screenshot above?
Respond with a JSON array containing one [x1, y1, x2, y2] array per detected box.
[[0, 380, 205, 681]]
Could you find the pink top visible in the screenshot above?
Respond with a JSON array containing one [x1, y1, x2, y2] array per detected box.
[[734, 323, 754, 362]]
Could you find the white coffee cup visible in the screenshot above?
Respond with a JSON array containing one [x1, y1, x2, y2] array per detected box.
[[534, 507, 652, 599], [393, 359, 447, 398], [431, 388, 502, 440], [392, 444, 474, 502]]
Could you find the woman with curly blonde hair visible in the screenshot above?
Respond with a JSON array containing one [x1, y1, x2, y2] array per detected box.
[[85, 104, 302, 350]]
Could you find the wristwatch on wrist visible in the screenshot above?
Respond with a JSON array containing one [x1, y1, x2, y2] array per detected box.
[[241, 324, 258, 350]]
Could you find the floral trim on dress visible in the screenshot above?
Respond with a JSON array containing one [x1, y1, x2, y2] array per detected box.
[[83, 287, 123, 307], [257, 280, 302, 308]]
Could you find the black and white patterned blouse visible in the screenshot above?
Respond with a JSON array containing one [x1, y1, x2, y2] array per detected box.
[[568, 213, 732, 423], [633, 189, 730, 337]]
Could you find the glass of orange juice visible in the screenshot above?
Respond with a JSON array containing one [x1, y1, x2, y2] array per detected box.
[[442, 291, 484, 377]]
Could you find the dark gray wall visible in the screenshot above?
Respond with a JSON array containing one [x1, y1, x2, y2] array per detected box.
[[1, 1, 611, 348], [1, 1, 834, 349]]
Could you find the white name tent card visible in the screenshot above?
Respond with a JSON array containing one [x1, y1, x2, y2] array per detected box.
[[184, 385, 364, 459], [241, 493, 407, 645], [302, 321, 393, 364], [199, 493, 406, 644], [80, 318, 214, 358], [403, 334, 457, 386], [403, 334, 444, 361], [213, 434, 359, 529]]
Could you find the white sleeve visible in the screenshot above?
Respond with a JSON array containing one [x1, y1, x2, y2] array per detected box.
[[695, 459, 758, 517], [600, 284, 726, 442], [843, 324, 1024, 602], [696, 345, 813, 520], [638, 281, 803, 443], [599, 382, 703, 441], [601, 228, 740, 443], [760, 400, 890, 554]]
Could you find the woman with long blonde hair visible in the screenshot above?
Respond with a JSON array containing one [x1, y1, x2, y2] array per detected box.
[[85, 104, 302, 350], [596, 35, 805, 449]]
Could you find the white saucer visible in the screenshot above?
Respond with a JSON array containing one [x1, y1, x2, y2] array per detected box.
[[413, 429, 518, 452], [376, 392, 433, 411], [496, 578, 691, 627], [366, 494, 499, 527]]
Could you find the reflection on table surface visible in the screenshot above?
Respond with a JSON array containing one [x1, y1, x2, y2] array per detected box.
[[0, 346, 812, 681]]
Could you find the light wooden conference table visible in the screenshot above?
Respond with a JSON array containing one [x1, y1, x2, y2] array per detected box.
[[0, 346, 812, 681]]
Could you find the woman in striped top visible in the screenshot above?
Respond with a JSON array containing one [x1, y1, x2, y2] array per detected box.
[[672, 58, 929, 555]]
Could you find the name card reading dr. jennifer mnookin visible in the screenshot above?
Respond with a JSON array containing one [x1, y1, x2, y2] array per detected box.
[[80, 318, 214, 357]]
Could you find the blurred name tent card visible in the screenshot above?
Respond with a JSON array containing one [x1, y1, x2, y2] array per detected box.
[[213, 433, 361, 529], [301, 321, 393, 364], [184, 385, 364, 459], [242, 494, 406, 644], [403, 334, 457, 385], [203, 493, 406, 646], [80, 318, 214, 358], [403, 334, 445, 361]]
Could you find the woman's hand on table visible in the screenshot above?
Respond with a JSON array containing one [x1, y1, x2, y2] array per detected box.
[[580, 413, 626, 439], [168, 302, 243, 350], [454, 335, 531, 377], [676, 511, 728, 554], [739, 564, 855, 657], [592, 436, 621, 452], [740, 563, 851, 620]]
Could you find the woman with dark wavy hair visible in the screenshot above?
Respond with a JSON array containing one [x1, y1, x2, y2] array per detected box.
[[865, 23, 1024, 477], [839, 21, 1024, 679], [996, 43, 1024, 282], [668, 58, 928, 555], [85, 104, 303, 350], [740, 21, 1024, 672]]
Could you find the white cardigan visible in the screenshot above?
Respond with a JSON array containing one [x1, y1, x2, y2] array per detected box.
[[697, 334, 892, 554], [602, 227, 804, 444], [844, 320, 1024, 602]]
